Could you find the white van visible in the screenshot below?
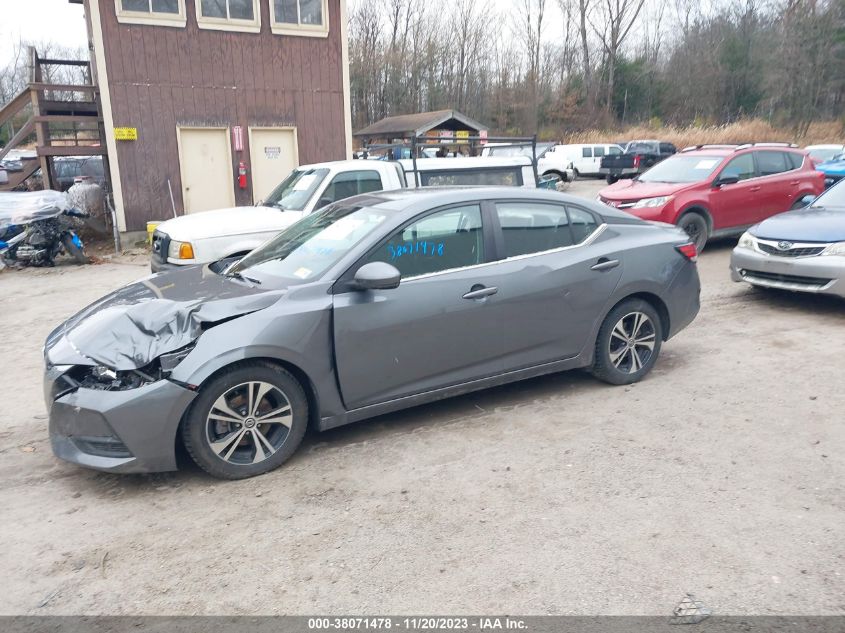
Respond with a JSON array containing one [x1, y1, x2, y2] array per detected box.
[[544, 143, 625, 178]]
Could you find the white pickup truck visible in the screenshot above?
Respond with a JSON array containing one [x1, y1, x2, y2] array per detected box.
[[151, 156, 536, 271]]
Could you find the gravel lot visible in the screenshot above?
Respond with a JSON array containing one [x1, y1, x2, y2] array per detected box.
[[1, 178, 843, 616]]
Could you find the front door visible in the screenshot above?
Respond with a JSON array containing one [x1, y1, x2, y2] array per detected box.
[[249, 127, 298, 204], [178, 128, 235, 214], [333, 203, 506, 409]]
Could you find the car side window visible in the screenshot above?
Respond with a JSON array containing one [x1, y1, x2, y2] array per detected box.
[[582, 147, 592, 158], [660, 143, 676, 154], [364, 205, 484, 279], [608, 146, 622, 155], [568, 206, 600, 243], [786, 152, 804, 170], [720, 154, 756, 181], [756, 151, 788, 176], [495, 202, 574, 257], [321, 170, 383, 206], [593, 146, 605, 157]]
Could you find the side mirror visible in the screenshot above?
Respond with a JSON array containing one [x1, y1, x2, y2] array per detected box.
[[317, 198, 333, 209], [353, 262, 401, 291], [715, 175, 740, 187]]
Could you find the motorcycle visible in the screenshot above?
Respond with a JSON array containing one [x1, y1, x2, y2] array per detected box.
[[0, 191, 90, 268]]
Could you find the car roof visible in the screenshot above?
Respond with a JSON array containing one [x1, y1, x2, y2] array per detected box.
[[341, 186, 636, 223]]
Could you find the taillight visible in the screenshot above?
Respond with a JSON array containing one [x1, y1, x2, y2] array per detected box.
[[633, 154, 641, 168], [676, 243, 698, 262]]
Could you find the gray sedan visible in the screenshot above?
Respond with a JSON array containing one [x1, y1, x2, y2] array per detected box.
[[731, 181, 845, 297], [44, 188, 700, 479]]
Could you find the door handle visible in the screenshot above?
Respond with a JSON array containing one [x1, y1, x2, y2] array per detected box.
[[790, 181, 800, 186], [591, 258, 620, 272], [749, 186, 761, 192], [462, 285, 498, 300]]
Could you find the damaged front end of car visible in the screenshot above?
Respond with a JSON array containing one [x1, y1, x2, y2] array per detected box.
[[43, 265, 285, 473]]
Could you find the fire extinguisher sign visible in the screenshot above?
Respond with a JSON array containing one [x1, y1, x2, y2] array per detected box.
[[232, 126, 244, 152]]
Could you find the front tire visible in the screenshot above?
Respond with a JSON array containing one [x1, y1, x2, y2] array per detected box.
[[605, 175, 619, 185], [591, 299, 663, 385], [678, 212, 709, 253], [182, 362, 308, 479]]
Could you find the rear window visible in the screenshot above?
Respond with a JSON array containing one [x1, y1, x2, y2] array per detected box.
[[419, 168, 523, 187], [756, 151, 789, 176], [638, 155, 723, 183], [627, 142, 657, 154], [786, 152, 804, 170]]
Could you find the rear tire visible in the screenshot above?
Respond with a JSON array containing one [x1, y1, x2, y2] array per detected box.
[[678, 212, 709, 253], [182, 362, 309, 479], [591, 299, 663, 386], [62, 234, 89, 264], [606, 175, 619, 185]]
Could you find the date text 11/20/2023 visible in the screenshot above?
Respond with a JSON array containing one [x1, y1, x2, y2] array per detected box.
[[307, 617, 528, 630]]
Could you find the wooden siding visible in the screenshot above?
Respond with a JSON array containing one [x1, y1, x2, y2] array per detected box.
[[94, 0, 346, 230]]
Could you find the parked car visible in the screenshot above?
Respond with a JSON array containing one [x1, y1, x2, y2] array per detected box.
[[53, 156, 106, 191], [805, 144, 845, 166], [816, 152, 845, 188], [151, 157, 537, 272], [600, 140, 677, 184], [730, 180, 845, 297], [542, 143, 625, 179], [45, 187, 700, 479], [598, 144, 825, 251]]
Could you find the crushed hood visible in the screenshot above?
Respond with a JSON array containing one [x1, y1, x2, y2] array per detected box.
[[156, 205, 303, 241], [45, 264, 285, 370]]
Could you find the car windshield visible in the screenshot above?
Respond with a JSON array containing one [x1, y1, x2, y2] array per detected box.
[[810, 148, 843, 163], [639, 155, 723, 183], [810, 181, 845, 209], [263, 168, 329, 210], [228, 203, 391, 283]]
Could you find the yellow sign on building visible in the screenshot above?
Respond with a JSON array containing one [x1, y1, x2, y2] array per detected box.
[[114, 127, 138, 141]]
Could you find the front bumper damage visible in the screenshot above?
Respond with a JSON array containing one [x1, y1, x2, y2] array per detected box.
[[730, 247, 845, 298], [45, 365, 197, 473]]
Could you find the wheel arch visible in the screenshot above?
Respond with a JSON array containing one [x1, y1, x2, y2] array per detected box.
[[175, 355, 323, 458], [675, 204, 713, 231]]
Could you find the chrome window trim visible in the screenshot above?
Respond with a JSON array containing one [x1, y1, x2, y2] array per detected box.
[[402, 223, 608, 283]]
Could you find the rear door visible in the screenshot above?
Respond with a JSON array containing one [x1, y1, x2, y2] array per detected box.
[[753, 150, 796, 221], [592, 145, 606, 174], [577, 146, 593, 174], [485, 201, 622, 368], [711, 152, 762, 229]]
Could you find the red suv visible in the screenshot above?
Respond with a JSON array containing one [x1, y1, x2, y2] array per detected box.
[[598, 144, 824, 250]]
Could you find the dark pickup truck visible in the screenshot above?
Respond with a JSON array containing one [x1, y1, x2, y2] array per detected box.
[[600, 140, 677, 184]]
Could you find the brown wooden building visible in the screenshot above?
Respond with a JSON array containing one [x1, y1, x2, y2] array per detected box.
[[73, 0, 351, 231]]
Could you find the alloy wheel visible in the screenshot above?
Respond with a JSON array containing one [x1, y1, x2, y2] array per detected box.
[[608, 311, 656, 374], [205, 381, 293, 465]]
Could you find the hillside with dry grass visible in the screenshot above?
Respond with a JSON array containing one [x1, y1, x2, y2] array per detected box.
[[559, 120, 845, 149]]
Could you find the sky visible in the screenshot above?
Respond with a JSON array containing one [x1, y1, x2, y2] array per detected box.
[[0, 0, 89, 63]]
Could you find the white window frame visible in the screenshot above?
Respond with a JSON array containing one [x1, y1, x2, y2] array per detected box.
[[115, 0, 187, 27], [195, 0, 261, 33], [270, 0, 330, 38]]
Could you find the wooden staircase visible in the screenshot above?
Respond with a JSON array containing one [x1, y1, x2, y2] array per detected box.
[[0, 48, 107, 191]]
